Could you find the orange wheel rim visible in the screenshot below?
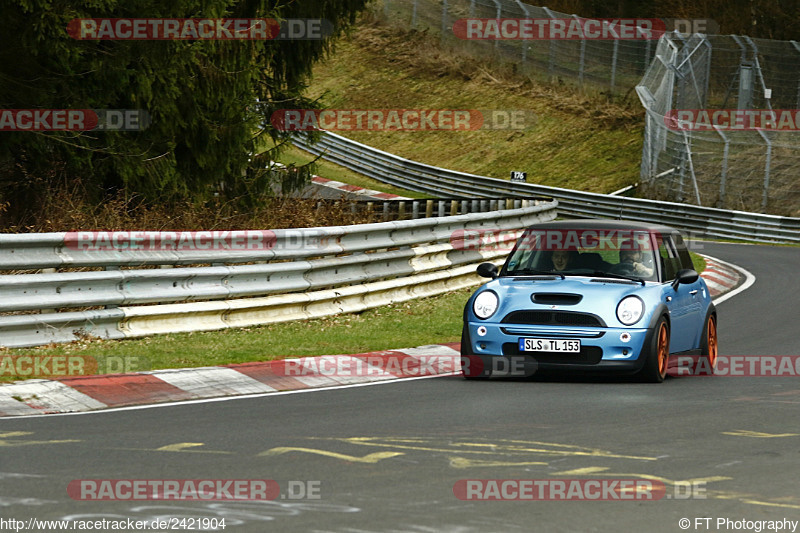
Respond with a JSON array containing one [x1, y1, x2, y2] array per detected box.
[[707, 317, 718, 367], [657, 323, 669, 377]]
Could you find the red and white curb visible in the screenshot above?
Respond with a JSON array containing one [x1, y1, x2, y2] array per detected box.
[[310, 176, 411, 200], [700, 254, 743, 299], [0, 343, 461, 417], [0, 257, 744, 417]]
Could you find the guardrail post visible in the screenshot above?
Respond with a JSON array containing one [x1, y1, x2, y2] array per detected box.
[[383, 201, 390, 221], [398, 201, 406, 220], [438, 200, 446, 217], [426, 199, 434, 218], [450, 200, 458, 216], [412, 200, 420, 219], [411, 0, 417, 28]]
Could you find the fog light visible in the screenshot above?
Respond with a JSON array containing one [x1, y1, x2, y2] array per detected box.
[[620, 332, 631, 343], [477, 326, 488, 337], [480, 344, 486, 350], [623, 349, 629, 355]]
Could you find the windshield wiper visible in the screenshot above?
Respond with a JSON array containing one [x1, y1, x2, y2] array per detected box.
[[506, 269, 565, 280], [586, 270, 645, 286]]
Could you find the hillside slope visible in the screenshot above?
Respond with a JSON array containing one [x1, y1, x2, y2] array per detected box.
[[299, 22, 644, 194]]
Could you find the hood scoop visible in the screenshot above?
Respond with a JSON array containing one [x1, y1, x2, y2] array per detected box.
[[531, 293, 583, 305]]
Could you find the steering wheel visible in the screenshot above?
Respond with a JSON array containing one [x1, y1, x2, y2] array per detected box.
[[611, 262, 636, 275]]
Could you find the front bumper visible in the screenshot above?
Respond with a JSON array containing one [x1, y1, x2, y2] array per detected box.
[[464, 321, 652, 375]]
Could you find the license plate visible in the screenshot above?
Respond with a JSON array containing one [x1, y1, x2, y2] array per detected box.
[[519, 338, 581, 353]]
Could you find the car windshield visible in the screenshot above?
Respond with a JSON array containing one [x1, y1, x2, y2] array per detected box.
[[504, 228, 658, 282]]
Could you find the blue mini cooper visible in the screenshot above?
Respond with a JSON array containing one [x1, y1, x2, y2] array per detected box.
[[461, 220, 718, 382]]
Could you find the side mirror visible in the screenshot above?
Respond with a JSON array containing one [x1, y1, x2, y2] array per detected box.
[[476, 262, 499, 279], [671, 268, 699, 289]]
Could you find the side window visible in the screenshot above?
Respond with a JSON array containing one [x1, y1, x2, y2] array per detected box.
[[657, 236, 681, 281], [672, 233, 694, 270]]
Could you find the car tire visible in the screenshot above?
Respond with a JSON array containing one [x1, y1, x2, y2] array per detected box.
[[699, 314, 718, 375], [639, 316, 669, 383], [460, 326, 491, 379]]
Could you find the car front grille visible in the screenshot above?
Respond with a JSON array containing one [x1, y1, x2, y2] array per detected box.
[[501, 310, 605, 327]]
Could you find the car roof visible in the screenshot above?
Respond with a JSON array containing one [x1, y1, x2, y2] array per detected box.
[[526, 219, 679, 235]]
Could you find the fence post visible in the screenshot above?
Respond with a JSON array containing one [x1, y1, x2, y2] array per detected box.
[[515, 1, 531, 65], [490, 0, 502, 51], [756, 129, 772, 212], [543, 7, 556, 77], [441, 0, 448, 45], [411, 0, 417, 28], [573, 14, 586, 85], [790, 41, 800, 110], [610, 23, 619, 92], [713, 126, 730, 209], [682, 131, 702, 205]]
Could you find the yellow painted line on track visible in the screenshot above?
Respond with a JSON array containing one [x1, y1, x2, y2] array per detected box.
[[259, 446, 404, 463], [722, 430, 799, 438]]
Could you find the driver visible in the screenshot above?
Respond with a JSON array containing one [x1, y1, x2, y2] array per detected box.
[[618, 243, 654, 278]]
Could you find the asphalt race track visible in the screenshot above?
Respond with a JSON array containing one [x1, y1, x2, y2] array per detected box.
[[2, 241, 799, 532]]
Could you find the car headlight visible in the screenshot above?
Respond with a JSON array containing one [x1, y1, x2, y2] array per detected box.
[[473, 291, 499, 320], [616, 296, 644, 325]]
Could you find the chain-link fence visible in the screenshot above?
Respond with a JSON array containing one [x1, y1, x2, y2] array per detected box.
[[381, 0, 656, 94], [637, 34, 800, 216], [378, 0, 800, 216]]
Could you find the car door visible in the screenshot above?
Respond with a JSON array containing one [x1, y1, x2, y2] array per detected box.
[[658, 234, 700, 353], [673, 231, 705, 348]]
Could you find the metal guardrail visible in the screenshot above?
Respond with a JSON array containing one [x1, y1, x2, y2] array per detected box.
[[294, 132, 800, 243], [0, 200, 556, 348]]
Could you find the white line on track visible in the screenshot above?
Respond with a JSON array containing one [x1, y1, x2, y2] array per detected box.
[[1, 372, 461, 419]]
